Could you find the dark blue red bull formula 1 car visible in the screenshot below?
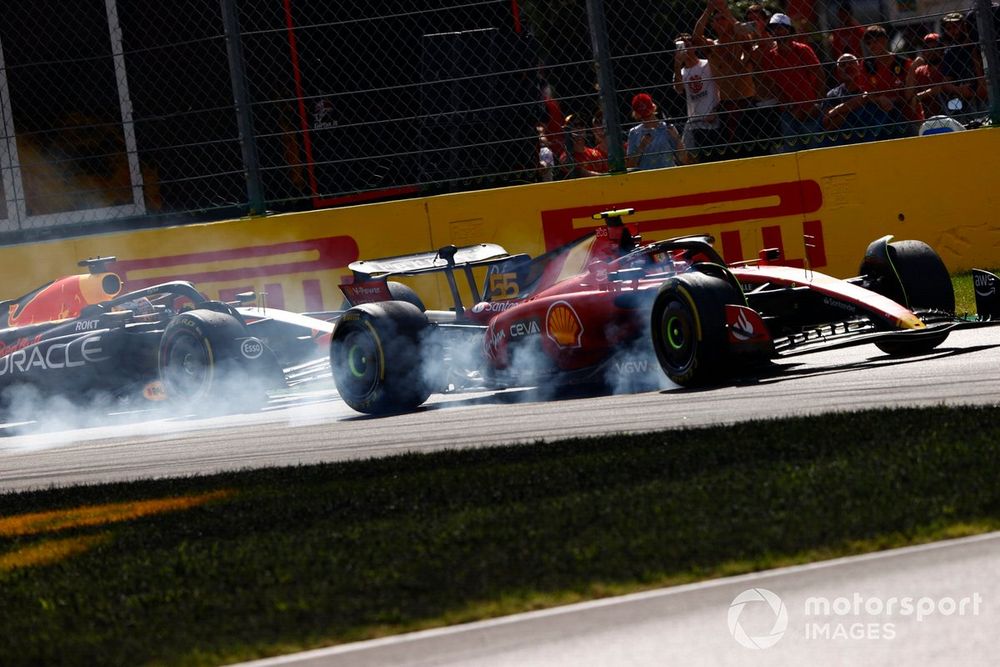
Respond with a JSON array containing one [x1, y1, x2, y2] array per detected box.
[[0, 257, 338, 413], [331, 209, 1000, 414]]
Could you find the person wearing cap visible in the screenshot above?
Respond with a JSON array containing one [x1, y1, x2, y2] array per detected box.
[[908, 33, 973, 118], [672, 33, 721, 163], [821, 53, 892, 145], [625, 93, 688, 170], [754, 12, 824, 152], [939, 11, 985, 114], [691, 0, 760, 158], [861, 24, 918, 137]]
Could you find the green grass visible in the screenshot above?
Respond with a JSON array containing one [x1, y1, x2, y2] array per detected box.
[[3, 405, 1000, 666], [953, 268, 998, 315]]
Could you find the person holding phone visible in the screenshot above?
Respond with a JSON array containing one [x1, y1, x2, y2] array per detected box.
[[673, 34, 721, 162], [625, 93, 688, 170]]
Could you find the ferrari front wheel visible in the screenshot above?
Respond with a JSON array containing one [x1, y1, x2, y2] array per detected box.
[[651, 272, 741, 387]]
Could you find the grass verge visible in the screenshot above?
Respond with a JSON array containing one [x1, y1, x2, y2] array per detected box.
[[953, 268, 998, 315], [3, 405, 1000, 666]]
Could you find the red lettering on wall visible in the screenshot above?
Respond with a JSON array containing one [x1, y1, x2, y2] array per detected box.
[[303, 279, 324, 311], [761, 225, 786, 261], [540, 180, 824, 257], [720, 230, 743, 264], [114, 236, 359, 290], [263, 283, 286, 309], [803, 219, 827, 267], [217, 286, 254, 304]]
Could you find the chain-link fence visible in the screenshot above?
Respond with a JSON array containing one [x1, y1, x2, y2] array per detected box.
[[0, 0, 997, 240]]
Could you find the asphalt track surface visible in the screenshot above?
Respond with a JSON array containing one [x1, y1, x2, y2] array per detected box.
[[1, 327, 998, 492]]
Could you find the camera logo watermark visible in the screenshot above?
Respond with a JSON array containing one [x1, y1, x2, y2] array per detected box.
[[727, 588, 789, 649], [728, 590, 983, 647]]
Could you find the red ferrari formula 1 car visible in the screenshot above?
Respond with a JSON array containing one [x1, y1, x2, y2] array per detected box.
[[0, 257, 338, 413], [330, 209, 1000, 415]]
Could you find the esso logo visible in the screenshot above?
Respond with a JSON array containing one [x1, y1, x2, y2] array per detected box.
[[240, 338, 264, 359]]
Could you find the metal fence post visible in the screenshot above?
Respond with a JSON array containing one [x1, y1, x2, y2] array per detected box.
[[585, 0, 625, 174], [975, 0, 1000, 124], [221, 0, 264, 215]]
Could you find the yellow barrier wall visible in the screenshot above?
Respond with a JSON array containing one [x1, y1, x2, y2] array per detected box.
[[1, 129, 997, 311]]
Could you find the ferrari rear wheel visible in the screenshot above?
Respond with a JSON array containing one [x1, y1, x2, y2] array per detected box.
[[331, 301, 432, 414], [651, 271, 742, 387]]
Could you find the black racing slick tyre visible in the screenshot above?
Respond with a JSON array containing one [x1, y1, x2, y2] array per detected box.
[[387, 281, 426, 311], [650, 271, 742, 387], [331, 301, 432, 414], [878, 240, 955, 314], [158, 309, 271, 411], [865, 240, 954, 355]]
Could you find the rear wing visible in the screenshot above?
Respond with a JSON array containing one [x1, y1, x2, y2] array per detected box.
[[341, 243, 529, 314], [347, 243, 511, 279]]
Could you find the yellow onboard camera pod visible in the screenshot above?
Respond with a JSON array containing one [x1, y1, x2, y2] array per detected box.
[[592, 208, 635, 221]]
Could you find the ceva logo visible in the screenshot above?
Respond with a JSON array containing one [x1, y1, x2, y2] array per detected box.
[[728, 588, 788, 649]]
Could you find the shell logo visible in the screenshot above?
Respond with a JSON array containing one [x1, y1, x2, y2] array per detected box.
[[546, 301, 583, 349]]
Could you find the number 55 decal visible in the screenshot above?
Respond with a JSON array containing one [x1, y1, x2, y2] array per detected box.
[[489, 271, 520, 299]]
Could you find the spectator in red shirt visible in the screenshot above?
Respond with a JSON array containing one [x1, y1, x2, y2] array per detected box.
[[828, 4, 865, 58], [560, 113, 608, 178], [755, 13, 824, 152], [908, 33, 969, 119], [862, 24, 919, 137]]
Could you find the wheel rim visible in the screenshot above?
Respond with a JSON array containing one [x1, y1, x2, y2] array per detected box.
[[659, 301, 696, 371], [666, 315, 685, 350], [164, 333, 211, 399], [335, 329, 380, 399]]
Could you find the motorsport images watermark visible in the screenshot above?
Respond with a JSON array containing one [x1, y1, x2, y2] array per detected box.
[[728, 588, 983, 648]]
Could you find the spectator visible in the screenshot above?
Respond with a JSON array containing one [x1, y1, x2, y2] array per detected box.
[[590, 107, 609, 163], [939, 12, 985, 114], [908, 33, 972, 119], [745, 3, 769, 36], [745, 5, 783, 155], [673, 34, 721, 162], [692, 0, 759, 158], [625, 93, 688, 170], [862, 24, 919, 137], [821, 54, 892, 145], [536, 124, 556, 182], [560, 114, 608, 178], [828, 4, 865, 58], [756, 13, 824, 152]]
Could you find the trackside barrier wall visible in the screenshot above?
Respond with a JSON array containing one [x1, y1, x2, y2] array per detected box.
[[2, 131, 997, 313]]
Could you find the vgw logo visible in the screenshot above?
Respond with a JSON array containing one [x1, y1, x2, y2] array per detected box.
[[728, 588, 788, 649]]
